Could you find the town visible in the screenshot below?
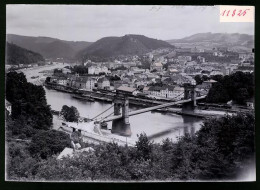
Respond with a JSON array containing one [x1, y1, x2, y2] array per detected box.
[[5, 5, 255, 182], [34, 46, 254, 108]]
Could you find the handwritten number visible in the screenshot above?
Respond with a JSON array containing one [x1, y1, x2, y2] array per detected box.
[[242, 9, 250, 16], [232, 9, 236, 17], [221, 8, 250, 17], [221, 10, 226, 16], [227, 10, 230, 16]]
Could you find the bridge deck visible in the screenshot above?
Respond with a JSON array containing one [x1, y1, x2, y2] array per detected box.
[[103, 96, 206, 122]]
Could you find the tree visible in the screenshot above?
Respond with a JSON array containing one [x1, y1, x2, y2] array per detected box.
[[196, 112, 255, 179], [135, 133, 153, 161], [45, 76, 51, 83], [206, 72, 254, 105], [6, 71, 53, 131], [234, 88, 249, 105], [211, 74, 224, 83], [71, 65, 88, 75], [206, 82, 230, 103], [194, 75, 203, 85], [29, 130, 72, 159], [202, 75, 210, 82], [60, 105, 80, 122], [54, 68, 62, 74]]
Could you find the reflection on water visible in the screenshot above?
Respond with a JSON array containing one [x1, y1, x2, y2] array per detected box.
[[44, 87, 203, 143]]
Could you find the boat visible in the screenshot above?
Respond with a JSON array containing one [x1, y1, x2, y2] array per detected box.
[[31, 76, 39, 79]]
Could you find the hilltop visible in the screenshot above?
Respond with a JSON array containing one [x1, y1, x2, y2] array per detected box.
[[77, 34, 174, 60], [6, 34, 92, 60], [167, 32, 254, 52], [6, 42, 45, 65]]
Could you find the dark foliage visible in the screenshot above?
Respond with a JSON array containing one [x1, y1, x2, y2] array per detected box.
[[194, 75, 203, 85], [29, 130, 72, 159], [6, 112, 255, 181], [71, 65, 88, 75], [206, 72, 254, 104], [206, 82, 231, 103], [60, 105, 80, 122], [53, 68, 63, 74], [6, 72, 53, 131], [6, 42, 45, 65]]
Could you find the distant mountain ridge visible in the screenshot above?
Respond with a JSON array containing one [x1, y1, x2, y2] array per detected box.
[[77, 34, 174, 60], [6, 42, 45, 65], [167, 32, 254, 49], [6, 34, 92, 60]]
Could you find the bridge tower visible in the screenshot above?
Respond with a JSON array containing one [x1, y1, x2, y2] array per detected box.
[[111, 92, 132, 137], [182, 83, 197, 112]]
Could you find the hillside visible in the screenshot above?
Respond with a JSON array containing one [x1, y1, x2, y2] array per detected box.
[[77, 34, 174, 59], [167, 32, 254, 52], [6, 34, 92, 60], [6, 42, 45, 65]]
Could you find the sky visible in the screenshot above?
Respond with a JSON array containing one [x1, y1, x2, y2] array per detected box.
[[6, 5, 254, 42]]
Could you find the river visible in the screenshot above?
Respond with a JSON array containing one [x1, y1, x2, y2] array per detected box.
[[22, 63, 204, 143]]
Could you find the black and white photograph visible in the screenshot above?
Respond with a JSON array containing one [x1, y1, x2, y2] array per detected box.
[[5, 5, 255, 182]]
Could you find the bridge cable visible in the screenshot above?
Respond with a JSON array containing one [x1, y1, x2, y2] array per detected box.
[[91, 104, 114, 120], [99, 112, 114, 122], [170, 92, 184, 101]]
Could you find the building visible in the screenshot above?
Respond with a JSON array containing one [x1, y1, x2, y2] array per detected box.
[[213, 51, 224, 57], [147, 85, 184, 99], [62, 68, 71, 74], [200, 79, 217, 89], [177, 56, 192, 62], [197, 56, 206, 63], [191, 47, 204, 53], [73, 77, 95, 91], [88, 66, 96, 75], [83, 60, 92, 66], [233, 66, 254, 74], [88, 66, 109, 75], [116, 86, 137, 95], [97, 77, 110, 89], [176, 48, 192, 53], [168, 67, 179, 74], [50, 76, 68, 85], [171, 74, 195, 85], [150, 62, 163, 71]]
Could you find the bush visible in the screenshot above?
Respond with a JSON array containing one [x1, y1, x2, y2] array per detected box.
[[6, 113, 255, 181], [29, 130, 71, 159], [60, 105, 80, 122]]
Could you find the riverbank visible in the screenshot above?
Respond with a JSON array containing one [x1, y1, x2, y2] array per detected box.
[[45, 82, 233, 118], [52, 115, 136, 146]]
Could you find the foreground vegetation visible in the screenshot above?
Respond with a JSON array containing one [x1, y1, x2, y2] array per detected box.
[[5, 71, 255, 181], [6, 112, 255, 181]]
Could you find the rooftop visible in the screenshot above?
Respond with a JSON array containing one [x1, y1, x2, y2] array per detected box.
[[97, 77, 109, 83], [151, 62, 163, 67], [117, 86, 136, 93], [203, 79, 217, 83]]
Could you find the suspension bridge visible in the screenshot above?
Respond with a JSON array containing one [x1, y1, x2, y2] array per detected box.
[[86, 83, 206, 137]]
